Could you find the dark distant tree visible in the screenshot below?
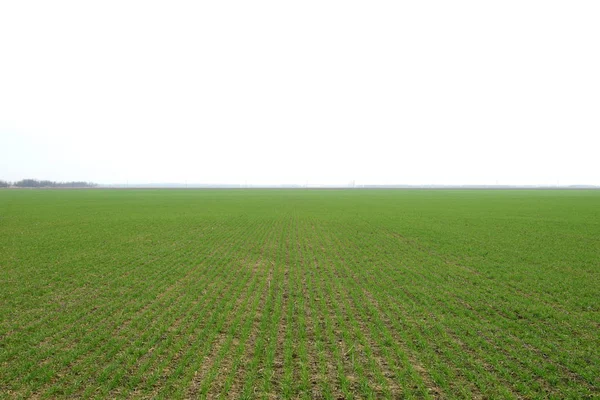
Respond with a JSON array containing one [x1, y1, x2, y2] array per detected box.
[[15, 179, 39, 187], [55, 181, 97, 188], [0, 180, 9, 188], [13, 179, 97, 188]]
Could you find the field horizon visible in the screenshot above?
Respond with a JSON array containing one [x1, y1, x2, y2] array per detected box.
[[1, 189, 598, 398]]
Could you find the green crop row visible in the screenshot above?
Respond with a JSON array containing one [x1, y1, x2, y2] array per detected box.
[[1, 189, 598, 399]]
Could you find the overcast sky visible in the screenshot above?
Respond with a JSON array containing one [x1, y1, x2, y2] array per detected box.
[[1, 1, 599, 185]]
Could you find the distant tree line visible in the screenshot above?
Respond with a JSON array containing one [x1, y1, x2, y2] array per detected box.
[[0, 179, 97, 188]]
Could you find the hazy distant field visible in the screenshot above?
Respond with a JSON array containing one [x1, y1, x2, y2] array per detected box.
[[0, 189, 598, 398]]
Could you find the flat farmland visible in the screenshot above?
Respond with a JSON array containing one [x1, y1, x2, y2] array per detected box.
[[0, 189, 598, 399]]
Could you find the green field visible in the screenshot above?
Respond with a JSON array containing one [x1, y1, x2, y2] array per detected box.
[[0, 189, 598, 399]]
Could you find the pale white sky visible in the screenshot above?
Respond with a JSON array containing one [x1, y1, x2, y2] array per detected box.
[[1, 1, 599, 185]]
